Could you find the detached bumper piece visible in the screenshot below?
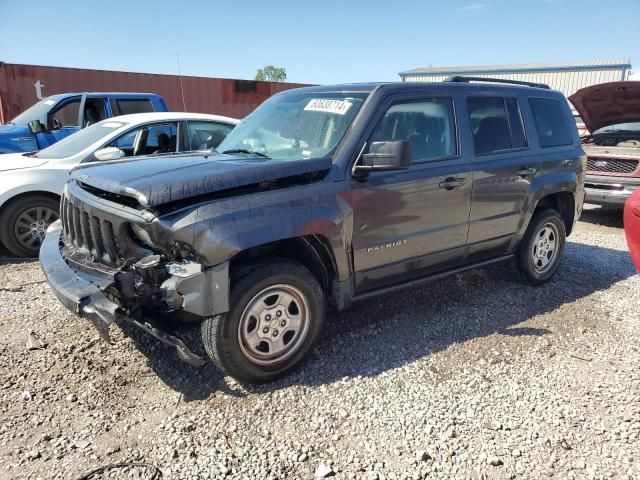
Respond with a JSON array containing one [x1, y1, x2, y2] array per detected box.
[[40, 221, 206, 366]]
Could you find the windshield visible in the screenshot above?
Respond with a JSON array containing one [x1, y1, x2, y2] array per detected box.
[[35, 120, 128, 159], [594, 122, 640, 134], [10, 97, 59, 124], [217, 92, 369, 160]]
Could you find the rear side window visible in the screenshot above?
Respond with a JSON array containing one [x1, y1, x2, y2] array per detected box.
[[467, 97, 527, 155], [113, 99, 154, 115], [529, 98, 573, 148]]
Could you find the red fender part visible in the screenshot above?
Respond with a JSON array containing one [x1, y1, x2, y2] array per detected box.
[[624, 189, 640, 272]]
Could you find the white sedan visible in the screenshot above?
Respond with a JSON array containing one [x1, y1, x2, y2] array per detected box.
[[0, 112, 238, 257]]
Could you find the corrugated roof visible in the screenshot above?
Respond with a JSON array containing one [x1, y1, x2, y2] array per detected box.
[[399, 59, 632, 76]]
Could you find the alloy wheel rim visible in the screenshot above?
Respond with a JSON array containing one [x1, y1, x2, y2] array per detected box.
[[14, 206, 58, 250], [530, 222, 559, 274], [238, 284, 310, 366]]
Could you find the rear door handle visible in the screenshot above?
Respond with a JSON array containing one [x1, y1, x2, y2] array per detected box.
[[439, 177, 466, 190], [516, 167, 537, 176]]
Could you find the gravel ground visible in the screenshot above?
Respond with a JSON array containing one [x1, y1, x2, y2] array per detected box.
[[0, 207, 638, 480]]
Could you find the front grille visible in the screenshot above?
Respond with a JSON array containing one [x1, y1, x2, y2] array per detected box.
[[587, 157, 639, 175], [60, 195, 125, 266]]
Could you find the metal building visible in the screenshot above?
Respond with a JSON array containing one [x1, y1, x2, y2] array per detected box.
[[399, 59, 632, 96]]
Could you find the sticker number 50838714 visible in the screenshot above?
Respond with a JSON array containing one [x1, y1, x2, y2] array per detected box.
[[304, 99, 353, 115]]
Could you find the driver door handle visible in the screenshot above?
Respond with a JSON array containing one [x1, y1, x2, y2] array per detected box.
[[439, 177, 466, 190], [516, 167, 537, 176]]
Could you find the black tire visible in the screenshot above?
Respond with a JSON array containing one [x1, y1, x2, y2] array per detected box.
[[516, 208, 566, 285], [0, 195, 60, 258], [201, 260, 325, 383]]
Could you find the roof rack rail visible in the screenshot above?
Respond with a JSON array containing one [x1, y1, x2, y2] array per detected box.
[[444, 76, 550, 89]]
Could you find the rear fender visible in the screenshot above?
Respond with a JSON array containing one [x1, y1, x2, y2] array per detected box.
[[510, 170, 578, 250]]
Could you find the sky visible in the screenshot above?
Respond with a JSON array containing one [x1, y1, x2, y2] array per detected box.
[[0, 0, 638, 85]]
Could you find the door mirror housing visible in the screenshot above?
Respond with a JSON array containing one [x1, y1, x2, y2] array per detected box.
[[94, 147, 125, 161], [355, 141, 411, 173], [28, 120, 46, 134]]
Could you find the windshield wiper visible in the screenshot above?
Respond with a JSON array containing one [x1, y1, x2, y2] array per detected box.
[[221, 148, 270, 159]]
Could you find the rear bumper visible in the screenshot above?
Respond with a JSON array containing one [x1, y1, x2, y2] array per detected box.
[[39, 221, 206, 366], [584, 174, 640, 206]]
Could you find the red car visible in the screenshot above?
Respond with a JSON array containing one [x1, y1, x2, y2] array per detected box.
[[625, 189, 640, 272]]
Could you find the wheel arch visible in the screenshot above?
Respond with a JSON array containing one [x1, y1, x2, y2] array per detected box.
[[533, 191, 575, 236], [0, 190, 61, 217], [228, 234, 340, 305]]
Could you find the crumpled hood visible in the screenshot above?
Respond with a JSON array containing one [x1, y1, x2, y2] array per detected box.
[[0, 152, 47, 172], [569, 81, 640, 133], [71, 153, 332, 207]]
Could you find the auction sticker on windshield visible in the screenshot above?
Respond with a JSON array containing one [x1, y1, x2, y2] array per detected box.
[[304, 99, 353, 115]]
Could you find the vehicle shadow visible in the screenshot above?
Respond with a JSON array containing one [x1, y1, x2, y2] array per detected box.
[[580, 205, 624, 228], [118, 239, 635, 400]]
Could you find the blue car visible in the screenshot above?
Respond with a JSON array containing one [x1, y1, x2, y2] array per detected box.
[[0, 92, 168, 153]]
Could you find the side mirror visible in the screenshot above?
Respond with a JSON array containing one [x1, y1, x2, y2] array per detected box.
[[94, 147, 125, 161], [28, 120, 46, 134], [355, 140, 411, 173]]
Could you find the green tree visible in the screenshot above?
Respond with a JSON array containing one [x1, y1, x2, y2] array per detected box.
[[255, 65, 287, 82]]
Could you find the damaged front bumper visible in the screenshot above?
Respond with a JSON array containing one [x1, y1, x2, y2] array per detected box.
[[40, 221, 229, 366]]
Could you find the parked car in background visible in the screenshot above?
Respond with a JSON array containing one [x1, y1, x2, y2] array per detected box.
[[572, 110, 589, 137], [40, 78, 584, 383], [0, 92, 168, 153], [0, 112, 238, 257], [570, 81, 640, 206], [624, 189, 640, 271]]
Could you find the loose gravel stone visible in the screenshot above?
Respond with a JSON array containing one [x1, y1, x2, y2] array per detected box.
[[0, 208, 639, 479]]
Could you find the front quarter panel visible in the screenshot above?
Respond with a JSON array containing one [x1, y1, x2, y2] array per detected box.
[[157, 180, 354, 281]]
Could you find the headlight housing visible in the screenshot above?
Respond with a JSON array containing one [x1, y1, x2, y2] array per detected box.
[[130, 223, 156, 248]]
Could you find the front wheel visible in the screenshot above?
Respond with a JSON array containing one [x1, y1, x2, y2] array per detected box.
[[516, 209, 566, 285], [0, 195, 59, 258], [201, 260, 325, 383]]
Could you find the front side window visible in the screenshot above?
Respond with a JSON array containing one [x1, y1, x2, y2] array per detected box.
[[467, 97, 527, 155], [188, 121, 235, 150], [368, 98, 457, 162], [109, 123, 178, 157], [529, 98, 573, 148], [49, 98, 81, 128], [217, 92, 368, 161]]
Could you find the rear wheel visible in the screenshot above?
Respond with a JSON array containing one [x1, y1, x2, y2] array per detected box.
[[0, 195, 59, 258], [516, 209, 566, 285], [201, 260, 325, 383]]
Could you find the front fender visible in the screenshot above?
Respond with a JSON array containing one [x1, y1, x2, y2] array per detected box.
[[158, 181, 354, 281], [0, 130, 38, 153]]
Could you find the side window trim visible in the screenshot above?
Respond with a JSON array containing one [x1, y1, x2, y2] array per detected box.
[[466, 95, 530, 157]]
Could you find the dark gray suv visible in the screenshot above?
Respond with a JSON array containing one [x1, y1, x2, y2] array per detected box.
[[40, 78, 586, 383]]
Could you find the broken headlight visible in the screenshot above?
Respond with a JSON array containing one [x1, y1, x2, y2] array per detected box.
[[130, 223, 156, 248]]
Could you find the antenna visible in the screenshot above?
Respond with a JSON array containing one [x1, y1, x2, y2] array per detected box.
[[176, 52, 187, 112]]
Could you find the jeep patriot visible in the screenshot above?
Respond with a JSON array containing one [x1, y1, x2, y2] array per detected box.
[[40, 78, 585, 383]]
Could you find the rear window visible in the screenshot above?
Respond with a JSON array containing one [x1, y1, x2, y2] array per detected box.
[[113, 99, 154, 115], [529, 98, 573, 148], [467, 97, 527, 155]]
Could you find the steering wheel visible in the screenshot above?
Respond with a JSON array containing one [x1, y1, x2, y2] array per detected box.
[[51, 117, 62, 131]]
